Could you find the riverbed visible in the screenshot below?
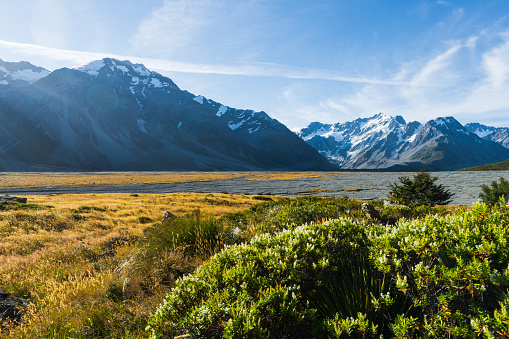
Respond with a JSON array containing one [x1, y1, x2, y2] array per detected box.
[[1, 171, 508, 206]]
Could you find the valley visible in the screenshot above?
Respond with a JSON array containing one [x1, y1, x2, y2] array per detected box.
[[0, 170, 507, 206]]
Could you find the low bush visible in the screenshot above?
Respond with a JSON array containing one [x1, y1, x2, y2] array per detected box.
[[370, 201, 509, 336], [148, 201, 509, 338], [146, 218, 376, 338], [479, 177, 509, 205], [220, 196, 363, 234]]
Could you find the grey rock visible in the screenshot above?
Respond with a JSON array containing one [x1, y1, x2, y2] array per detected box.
[[162, 210, 177, 222], [0, 288, 33, 322], [361, 203, 381, 222]]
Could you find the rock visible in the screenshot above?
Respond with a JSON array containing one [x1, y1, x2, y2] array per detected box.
[[162, 210, 177, 222], [174, 334, 193, 339], [0, 288, 33, 322], [361, 203, 381, 222], [383, 200, 396, 207], [0, 196, 27, 204]]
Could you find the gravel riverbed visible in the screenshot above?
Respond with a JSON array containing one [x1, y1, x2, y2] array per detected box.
[[2, 171, 509, 206]]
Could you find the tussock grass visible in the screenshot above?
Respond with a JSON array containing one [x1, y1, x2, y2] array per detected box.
[[0, 171, 353, 189], [0, 192, 270, 338]]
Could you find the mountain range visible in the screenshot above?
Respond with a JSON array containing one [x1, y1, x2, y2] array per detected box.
[[0, 58, 332, 171], [297, 114, 509, 171], [2, 57, 509, 172]]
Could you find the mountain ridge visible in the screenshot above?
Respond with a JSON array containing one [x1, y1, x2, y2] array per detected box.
[[297, 113, 509, 171], [0, 58, 333, 171]]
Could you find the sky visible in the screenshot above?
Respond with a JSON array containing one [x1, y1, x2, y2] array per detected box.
[[1, 1, 509, 129]]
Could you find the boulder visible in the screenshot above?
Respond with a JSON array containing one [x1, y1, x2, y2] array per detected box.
[[361, 203, 382, 222], [161, 210, 177, 222], [0, 288, 33, 322]]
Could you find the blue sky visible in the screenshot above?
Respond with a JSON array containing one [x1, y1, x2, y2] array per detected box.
[[1, 1, 509, 129]]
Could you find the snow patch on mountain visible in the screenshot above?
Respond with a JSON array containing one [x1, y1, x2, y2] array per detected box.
[[133, 65, 150, 76], [193, 95, 204, 104], [150, 78, 163, 88], [74, 60, 105, 76], [473, 129, 494, 138], [137, 119, 147, 133], [216, 105, 227, 117], [115, 65, 129, 74], [228, 120, 245, 130]]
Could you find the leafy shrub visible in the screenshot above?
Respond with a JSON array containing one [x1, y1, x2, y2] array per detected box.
[[146, 219, 411, 338], [370, 202, 509, 336], [479, 177, 509, 205], [0, 201, 49, 211], [380, 204, 413, 222], [220, 196, 363, 234], [389, 170, 453, 207], [138, 216, 153, 224]]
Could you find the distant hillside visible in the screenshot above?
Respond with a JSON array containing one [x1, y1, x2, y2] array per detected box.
[[458, 159, 509, 171]]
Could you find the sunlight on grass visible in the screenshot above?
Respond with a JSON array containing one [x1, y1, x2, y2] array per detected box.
[[0, 192, 273, 338], [0, 171, 354, 189]]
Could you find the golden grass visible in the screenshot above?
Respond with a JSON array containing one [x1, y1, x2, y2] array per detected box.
[[0, 172, 250, 189], [244, 172, 351, 181], [0, 192, 275, 338], [0, 171, 354, 189]]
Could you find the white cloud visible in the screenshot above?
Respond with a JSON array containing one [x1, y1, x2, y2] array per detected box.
[[30, 0, 71, 48], [130, 0, 214, 56], [295, 30, 509, 127], [0, 40, 405, 86]]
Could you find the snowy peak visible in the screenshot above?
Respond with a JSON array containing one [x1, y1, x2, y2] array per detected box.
[[74, 58, 179, 90], [74, 58, 150, 77], [0, 59, 49, 85], [427, 116, 466, 132], [465, 123, 509, 148], [298, 113, 509, 171], [465, 122, 497, 138]]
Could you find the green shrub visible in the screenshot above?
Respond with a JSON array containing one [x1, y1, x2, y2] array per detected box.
[[479, 177, 509, 205], [220, 196, 363, 234], [146, 218, 409, 338], [388, 170, 453, 207], [370, 202, 509, 336], [0, 201, 48, 211]]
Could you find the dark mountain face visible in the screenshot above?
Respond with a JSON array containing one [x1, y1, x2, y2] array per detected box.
[[0, 58, 333, 171], [297, 114, 509, 171]]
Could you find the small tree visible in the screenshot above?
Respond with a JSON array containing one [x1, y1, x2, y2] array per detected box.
[[479, 177, 509, 205], [389, 170, 453, 207]]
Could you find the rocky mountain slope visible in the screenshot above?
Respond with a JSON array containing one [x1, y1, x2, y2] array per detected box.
[[0, 58, 333, 171], [297, 113, 509, 171], [465, 123, 509, 148]]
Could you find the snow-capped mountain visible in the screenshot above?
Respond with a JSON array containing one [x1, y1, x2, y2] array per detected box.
[[0, 59, 50, 86], [298, 113, 509, 171], [465, 123, 509, 148], [0, 58, 332, 171]]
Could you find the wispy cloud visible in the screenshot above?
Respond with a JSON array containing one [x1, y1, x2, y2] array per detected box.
[[303, 30, 509, 127], [30, 0, 71, 48], [0, 39, 404, 85], [131, 0, 214, 56]]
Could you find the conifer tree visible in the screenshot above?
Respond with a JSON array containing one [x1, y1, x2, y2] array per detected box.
[[389, 170, 453, 207], [479, 177, 509, 205]]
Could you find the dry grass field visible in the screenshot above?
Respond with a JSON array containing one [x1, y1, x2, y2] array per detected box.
[[0, 171, 351, 189], [0, 190, 277, 338]]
